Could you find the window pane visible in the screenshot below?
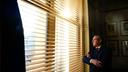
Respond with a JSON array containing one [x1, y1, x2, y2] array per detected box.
[[18, 1, 54, 72]]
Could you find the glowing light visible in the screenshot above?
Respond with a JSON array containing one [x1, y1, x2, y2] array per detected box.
[[63, 8, 71, 18], [18, 0, 37, 36]]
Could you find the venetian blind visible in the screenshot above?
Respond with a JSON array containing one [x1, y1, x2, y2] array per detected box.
[[55, 17, 70, 72], [18, 0, 83, 72], [54, 0, 83, 72], [18, 0, 55, 72], [55, 17, 82, 72]]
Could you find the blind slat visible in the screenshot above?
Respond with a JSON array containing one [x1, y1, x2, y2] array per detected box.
[[18, 1, 55, 72], [26, 62, 55, 71], [18, 0, 83, 72]]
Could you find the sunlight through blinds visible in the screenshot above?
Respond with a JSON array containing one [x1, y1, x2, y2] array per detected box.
[[18, 1, 55, 72], [55, 17, 69, 72], [55, 17, 82, 72], [18, 0, 83, 72], [55, 0, 83, 72]]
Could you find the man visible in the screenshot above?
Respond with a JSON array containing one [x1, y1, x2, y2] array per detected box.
[[83, 35, 111, 72]]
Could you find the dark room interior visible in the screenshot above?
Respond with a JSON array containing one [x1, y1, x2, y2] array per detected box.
[[1, 0, 128, 72]]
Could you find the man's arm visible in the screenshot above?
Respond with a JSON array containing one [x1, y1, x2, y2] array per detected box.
[[90, 59, 102, 67], [100, 48, 111, 68], [83, 52, 92, 64], [83, 53, 103, 67], [83, 55, 91, 64]]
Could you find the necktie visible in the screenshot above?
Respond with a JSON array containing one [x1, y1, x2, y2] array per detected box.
[[97, 48, 100, 51]]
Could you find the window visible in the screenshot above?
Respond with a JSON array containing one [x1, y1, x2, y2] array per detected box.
[[55, 17, 81, 72], [55, 17, 70, 72], [55, 0, 83, 72], [18, 1, 55, 72], [18, 0, 83, 72]]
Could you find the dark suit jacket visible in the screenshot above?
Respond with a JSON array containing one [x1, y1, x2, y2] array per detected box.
[[83, 46, 111, 72]]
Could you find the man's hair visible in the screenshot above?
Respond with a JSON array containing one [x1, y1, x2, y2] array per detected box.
[[93, 35, 102, 40], [92, 35, 102, 43]]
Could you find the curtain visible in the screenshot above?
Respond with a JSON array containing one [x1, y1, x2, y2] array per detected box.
[[1, 0, 25, 72]]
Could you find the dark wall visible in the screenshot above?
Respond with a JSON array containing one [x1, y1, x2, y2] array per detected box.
[[105, 9, 128, 70], [88, 0, 128, 71], [88, 0, 106, 47], [104, 0, 128, 71]]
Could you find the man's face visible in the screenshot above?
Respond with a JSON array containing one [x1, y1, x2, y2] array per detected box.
[[92, 36, 101, 47]]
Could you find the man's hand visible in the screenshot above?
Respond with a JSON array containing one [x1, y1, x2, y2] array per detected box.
[[90, 59, 102, 67], [87, 53, 91, 58], [86, 52, 91, 58]]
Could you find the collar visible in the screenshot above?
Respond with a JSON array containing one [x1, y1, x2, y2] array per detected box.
[[96, 45, 101, 49]]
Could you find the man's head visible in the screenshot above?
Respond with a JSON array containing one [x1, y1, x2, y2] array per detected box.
[[92, 35, 102, 48]]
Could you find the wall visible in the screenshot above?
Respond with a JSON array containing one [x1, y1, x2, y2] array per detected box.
[[88, 0, 106, 48], [83, 0, 90, 72], [104, 0, 128, 71], [88, 0, 128, 71], [105, 9, 128, 70]]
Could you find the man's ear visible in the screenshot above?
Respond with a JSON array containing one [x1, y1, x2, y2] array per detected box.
[[92, 39, 94, 44], [100, 39, 102, 44]]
